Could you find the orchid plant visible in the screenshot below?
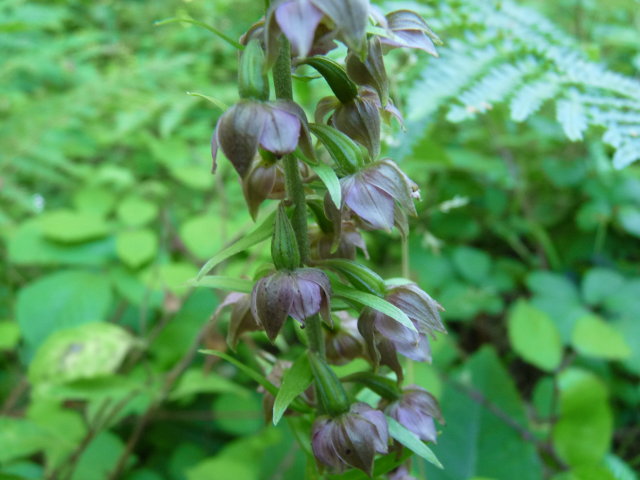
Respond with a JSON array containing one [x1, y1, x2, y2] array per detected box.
[[199, 0, 447, 477]]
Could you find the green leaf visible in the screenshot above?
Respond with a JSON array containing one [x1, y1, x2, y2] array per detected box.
[[28, 322, 134, 386], [180, 215, 224, 260], [0, 321, 20, 351], [617, 205, 640, 237], [332, 283, 417, 333], [213, 393, 263, 436], [424, 347, 543, 480], [0, 418, 48, 464], [71, 432, 125, 480], [571, 314, 632, 360], [199, 349, 278, 396], [273, 353, 313, 425], [197, 210, 275, 280], [116, 196, 158, 227], [309, 163, 341, 209], [16, 270, 113, 354], [170, 369, 248, 400], [192, 276, 254, 293], [154, 17, 244, 50], [582, 268, 626, 306], [507, 300, 563, 371], [553, 368, 613, 467], [38, 210, 110, 243], [309, 123, 364, 174], [115, 229, 157, 268], [452, 246, 491, 284], [386, 416, 442, 468]]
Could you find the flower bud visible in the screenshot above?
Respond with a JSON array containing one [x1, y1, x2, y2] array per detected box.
[[238, 38, 269, 100], [332, 91, 381, 158], [324, 312, 364, 365], [310, 222, 369, 261], [242, 159, 286, 220], [312, 402, 389, 475], [271, 203, 301, 270]]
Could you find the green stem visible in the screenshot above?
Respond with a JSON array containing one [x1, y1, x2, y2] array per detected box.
[[273, 36, 325, 358], [273, 38, 308, 264]]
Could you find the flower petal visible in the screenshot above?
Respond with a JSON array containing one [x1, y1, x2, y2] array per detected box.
[[218, 101, 267, 177], [251, 272, 295, 341], [311, 0, 369, 54], [341, 174, 394, 230], [260, 105, 301, 156], [275, 0, 324, 58]]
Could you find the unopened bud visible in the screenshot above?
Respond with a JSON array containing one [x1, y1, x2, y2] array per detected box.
[[238, 38, 269, 100], [271, 203, 301, 270], [308, 351, 350, 416]]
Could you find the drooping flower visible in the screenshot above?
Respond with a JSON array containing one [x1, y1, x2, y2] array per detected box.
[[310, 221, 369, 260], [376, 10, 442, 56], [265, 0, 370, 62], [358, 282, 445, 368], [251, 268, 332, 341], [312, 402, 389, 475], [324, 312, 364, 365], [388, 465, 418, 480], [339, 159, 418, 231], [383, 385, 444, 443], [212, 292, 263, 349], [211, 100, 313, 177]]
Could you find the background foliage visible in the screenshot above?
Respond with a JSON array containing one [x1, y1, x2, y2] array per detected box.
[[1, 0, 639, 479]]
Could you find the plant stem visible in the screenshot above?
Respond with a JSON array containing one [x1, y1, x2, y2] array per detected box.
[[273, 37, 308, 265], [273, 37, 325, 358]]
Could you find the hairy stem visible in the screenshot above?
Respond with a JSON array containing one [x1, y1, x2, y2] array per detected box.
[[273, 37, 325, 358]]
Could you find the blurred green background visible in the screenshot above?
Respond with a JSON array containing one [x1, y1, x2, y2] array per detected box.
[[1, 0, 639, 479]]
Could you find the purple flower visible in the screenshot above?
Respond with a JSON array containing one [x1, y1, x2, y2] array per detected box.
[[312, 402, 389, 475], [211, 99, 313, 177], [251, 268, 332, 341], [266, 0, 370, 60], [340, 160, 418, 231], [377, 10, 441, 56], [212, 292, 263, 349], [324, 311, 364, 365], [310, 221, 369, 261], [388, 465, 417, 480], [358, 282, 445, 368], [384, 385, 444, 443]]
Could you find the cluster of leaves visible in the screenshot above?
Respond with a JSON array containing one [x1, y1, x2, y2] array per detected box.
[[1, 0, 639, 479]]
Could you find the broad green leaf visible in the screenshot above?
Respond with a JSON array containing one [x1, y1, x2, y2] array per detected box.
[[197, 210, 276, 280], [28, 322, 134, 386], [192, 276, 254, 293], [332, 283, 416, 333], [142, 262, 198, 295], [16, 270, 113, 354], [507, 300, 563, 371], [386, 416, 442, 468], [452, 246, 491, 284], [180, 215, 224, 260], [553, 368, 613, 467], [0, 321, 20, 351], [72, 187, 117, 217], [617, 205, 640, 237], [581, 268, 625, 306], [71, 432, 125, 480], [115, 229, 157, 268], [116, 196, 158, 227], [0, 418, 48, 464], [273, 353, 313, 425], [571, 314, 631, 360], [424, 347, 543, 480], [38, 210, 110, 243], [309, 163, 341, 209]]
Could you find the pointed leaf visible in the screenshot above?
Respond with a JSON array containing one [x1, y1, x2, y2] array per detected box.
[[332, 283, 417, 333], [386, 416, 443, 469], [309, 163, 341, 209], [273, 353, 313, 425], [197, 210, 276, 279]]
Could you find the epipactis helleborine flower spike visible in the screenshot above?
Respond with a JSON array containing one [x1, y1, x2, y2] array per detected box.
[[384, 385, 444, 443], [340, 160, 418, 232], [251, 268, 332, 341], [312, 402, 389, 475], [211, 99, 313, 177]]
